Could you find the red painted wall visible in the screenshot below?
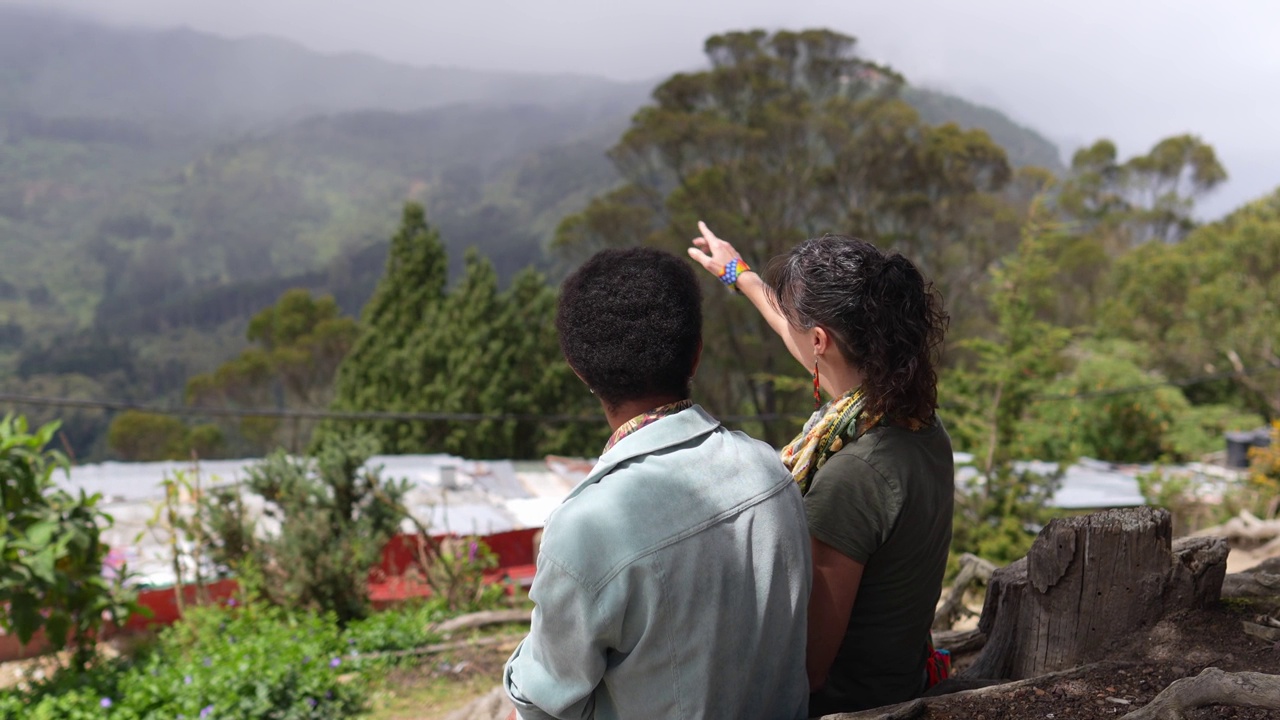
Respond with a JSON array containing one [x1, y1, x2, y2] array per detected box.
[[0, 529, 542, 662]]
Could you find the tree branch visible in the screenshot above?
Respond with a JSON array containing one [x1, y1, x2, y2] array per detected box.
[[934, 553, 997, 631], [1121, 667, 1280, 720], [431, 609, 532, 635]]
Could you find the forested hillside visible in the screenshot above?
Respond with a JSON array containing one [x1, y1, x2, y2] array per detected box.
[[3, 10, 1084, 459]]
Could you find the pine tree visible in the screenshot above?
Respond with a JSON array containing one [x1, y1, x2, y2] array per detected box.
[[319, 203, 449, 453], [318, 204, 605, 458]]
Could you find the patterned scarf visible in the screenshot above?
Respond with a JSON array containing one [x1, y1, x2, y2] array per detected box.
[[781, 388, 878, 495], [782, 388, 931, 494], [603, 399, 694, 454]]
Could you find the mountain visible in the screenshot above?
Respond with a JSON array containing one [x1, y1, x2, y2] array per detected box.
[[0, 6, 1070, 458], [0, 5, 649, 130], [904, 87, 1064, 173]]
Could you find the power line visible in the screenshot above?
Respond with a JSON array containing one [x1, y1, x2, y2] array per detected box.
[[0, 394, 599, 423], [0, 392, 798, 424], [1028, 364, 1280, 402], [1, 364, 1275, 423]]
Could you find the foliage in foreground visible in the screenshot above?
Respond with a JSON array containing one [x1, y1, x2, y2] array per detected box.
[[0, 604, 369, 720], [0, 593, 509, 720], [0, 415, 137, 670]]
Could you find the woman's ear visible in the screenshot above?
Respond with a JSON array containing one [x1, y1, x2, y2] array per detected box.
[[691, 339, 704, 379], [812, 326, 831, 359]]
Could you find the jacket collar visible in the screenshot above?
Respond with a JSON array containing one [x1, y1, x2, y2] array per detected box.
[[563, 404, 721, 504]]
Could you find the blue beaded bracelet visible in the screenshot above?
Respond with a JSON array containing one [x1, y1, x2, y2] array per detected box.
[[718, 258, 751, 292]]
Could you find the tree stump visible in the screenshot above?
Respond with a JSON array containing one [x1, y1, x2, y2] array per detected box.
[[963, 507, 1228, 680]]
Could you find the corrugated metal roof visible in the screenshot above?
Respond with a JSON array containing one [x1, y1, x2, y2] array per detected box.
[[67, 450, 1247, 588]]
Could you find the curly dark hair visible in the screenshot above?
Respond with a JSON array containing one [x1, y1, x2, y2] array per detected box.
[[766, 235, 949, 424], [557, 247, 702, 408]]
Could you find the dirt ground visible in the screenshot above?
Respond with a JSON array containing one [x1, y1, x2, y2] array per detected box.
[[369, 635, 517, 720], [388, 602, 1280, 720], [929, 603, 1280, 720]]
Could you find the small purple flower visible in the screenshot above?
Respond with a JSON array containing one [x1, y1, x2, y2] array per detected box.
[[325, 690, 334, 700], [329, 657, 341, 668], [227, 598, 237, 607], [100, 697, 113, 708], [184, 675, 193, 685], [203, 657, 212, 667], [468, 540, 478, 562], [307, 698, 318, 709], [302, 655, 311, 664], [201, 705, 214, 718], [347, 638, 356, 645]]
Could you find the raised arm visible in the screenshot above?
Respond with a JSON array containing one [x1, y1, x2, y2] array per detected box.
[[686, 222, 808, 369]]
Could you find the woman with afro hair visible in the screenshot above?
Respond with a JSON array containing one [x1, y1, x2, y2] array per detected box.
[[504, 247, 811, 720]]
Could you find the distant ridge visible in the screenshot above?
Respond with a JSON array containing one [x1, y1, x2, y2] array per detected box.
[[0, 4, 650, 130], [0, 4, 1060, 169]]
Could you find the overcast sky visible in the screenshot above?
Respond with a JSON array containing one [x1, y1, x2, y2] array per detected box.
[[23, 0, 1280, 217]]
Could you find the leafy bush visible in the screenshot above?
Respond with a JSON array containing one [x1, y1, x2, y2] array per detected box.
[[1166, 404, 1265, 461], [1017, 342, 1195, 463], [949, 464, 1061, 576], [422, 535, 504, 613], [201, 434, 407, 623], [343, 599, 446, 660], [0, 604, 367, 720], [0, 415, 138, 670], [1250, 422, 1280, 492]]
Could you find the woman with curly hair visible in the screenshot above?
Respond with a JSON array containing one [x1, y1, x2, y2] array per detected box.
[[688, 223, 955, 715]]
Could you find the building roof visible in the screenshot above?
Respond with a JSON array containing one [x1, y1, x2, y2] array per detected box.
[[65, 450, 1246, 588]]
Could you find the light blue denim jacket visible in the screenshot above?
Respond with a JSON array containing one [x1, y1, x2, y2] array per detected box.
[[504, 405, 811, 720]]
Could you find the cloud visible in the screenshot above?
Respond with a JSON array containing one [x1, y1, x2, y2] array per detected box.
[[15, 0, 1280, 215]]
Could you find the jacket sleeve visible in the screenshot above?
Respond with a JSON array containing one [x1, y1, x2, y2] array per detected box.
[[503, 552, 619, 720]]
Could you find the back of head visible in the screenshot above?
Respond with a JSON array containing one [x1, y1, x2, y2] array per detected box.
[[557, 247, 702, 408], [767, 235, 949, 422]]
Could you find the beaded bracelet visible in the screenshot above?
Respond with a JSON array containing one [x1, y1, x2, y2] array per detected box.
[[718, 258, 751, 293]]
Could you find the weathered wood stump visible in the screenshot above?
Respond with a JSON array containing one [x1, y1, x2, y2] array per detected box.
[[963, 507, 1228, 680], [1222, 555, 1280, 605]]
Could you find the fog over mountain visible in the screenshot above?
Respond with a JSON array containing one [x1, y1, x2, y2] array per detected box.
[[17, 0, 1280, 217]]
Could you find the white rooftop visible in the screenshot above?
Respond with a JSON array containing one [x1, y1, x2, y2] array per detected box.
[[67, 450, 1244, 588]]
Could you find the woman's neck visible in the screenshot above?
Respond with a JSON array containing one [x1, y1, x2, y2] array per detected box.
[[818, 361, 864, 401]]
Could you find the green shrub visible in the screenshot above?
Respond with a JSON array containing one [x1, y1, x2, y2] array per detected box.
[[0, 415, 138, 670], [422, 535, 505, 612], [201, 434, 408, 623], [343, 599, 446, 662], [948, 464, 1061, 577], [1017, 344, 1192, 463], [0, 604, 367, 719]]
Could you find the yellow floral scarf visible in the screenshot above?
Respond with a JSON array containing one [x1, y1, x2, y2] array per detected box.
[[782, 388, 930, 494], [781, 388, 878, 495]]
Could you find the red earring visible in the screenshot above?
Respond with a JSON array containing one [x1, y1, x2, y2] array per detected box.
[[813, 360, 821, 410]]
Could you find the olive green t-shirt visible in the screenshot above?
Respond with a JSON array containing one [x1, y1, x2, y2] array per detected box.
[[805, 417, 954, 716]]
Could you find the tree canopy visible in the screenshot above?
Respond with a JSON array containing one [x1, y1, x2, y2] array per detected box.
[[319, 203, 604, 458], [556, 29, 1020, 444]]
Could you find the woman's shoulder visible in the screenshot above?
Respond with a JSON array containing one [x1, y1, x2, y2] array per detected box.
[[827, 416, 951, 475]]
